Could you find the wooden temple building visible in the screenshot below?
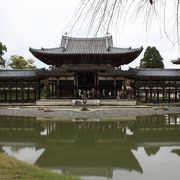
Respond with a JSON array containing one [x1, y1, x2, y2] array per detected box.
[[0, 35, 180, 103]]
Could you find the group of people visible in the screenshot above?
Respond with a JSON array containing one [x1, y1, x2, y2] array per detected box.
[[77, 87, 133, 99], [77, 88, 113, 98], [78, 88, 95, 98], [116, 87, 134, 100]]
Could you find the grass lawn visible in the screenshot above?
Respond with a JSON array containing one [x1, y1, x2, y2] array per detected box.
[[0, 153, 80, 180]]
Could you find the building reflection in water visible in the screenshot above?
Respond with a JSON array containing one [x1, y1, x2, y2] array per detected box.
[[0, 115, 180, 179]]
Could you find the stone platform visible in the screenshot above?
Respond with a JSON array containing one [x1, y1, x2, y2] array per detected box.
[[36, 99, 136, 106]]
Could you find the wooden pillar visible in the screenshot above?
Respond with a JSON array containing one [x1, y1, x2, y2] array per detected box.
[[56, 78, 60, 98], [175, 81, 177, 102], [96, 74, 99, 97], [4, 87, 7, 102], [7, 86, 9, 102], [38, 80, 41, 99], [137, 81, 140, 101], [22, 87, 24, 102], [59, 80, 62, 98], [9, 87, 12, 102], [47, 80, 50, 98], [168, 81, 171, 103], [16, 86, 18, 102], [50, 80, 52, 98], [34, 85, 36, 101], [54, 80, 56, 97], [145, 90, 148, 102], [113, 78, 116, 98], [162, 87, 165, 102], [134, 80, 136, 99], [150, 88, 152, 103], [56, 79, 58, 98], [76, 73, 79, 97], [75, 73, 78, 98], [157, 88, 159, 103], [53, 80, 56, 98], [51, 80, 53, 98], [55, 79, 58, 98], [73, 77, 76, 98], [27, 87, 30, 101], [168, 88, 171, 103], [95, 72, 97, 97]]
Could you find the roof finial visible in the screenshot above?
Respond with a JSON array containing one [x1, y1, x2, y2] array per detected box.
[[106, 32, 110, 51], [63, 33, 69, 52]]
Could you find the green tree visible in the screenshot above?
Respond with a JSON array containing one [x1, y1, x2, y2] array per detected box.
[[140, 46, 164, 68], [0, 42, 7, 67], [9, 55, 36, 69]]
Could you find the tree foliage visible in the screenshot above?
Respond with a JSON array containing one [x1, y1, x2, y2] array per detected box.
[[0, 42, 7, 67], [140, 46, 164, 68], [9, 55, 36, 69]]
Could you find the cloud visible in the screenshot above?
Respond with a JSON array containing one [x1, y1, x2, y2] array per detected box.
[[0, 0, 179, 69]]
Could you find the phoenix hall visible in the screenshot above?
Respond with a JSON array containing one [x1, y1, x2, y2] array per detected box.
[[0, 35, 180, 104]]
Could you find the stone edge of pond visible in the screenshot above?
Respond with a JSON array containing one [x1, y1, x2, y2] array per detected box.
[[0, 106, 179, 119]]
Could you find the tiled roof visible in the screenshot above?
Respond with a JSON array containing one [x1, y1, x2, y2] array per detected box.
[[98, 68, 133, 76], [130, 68, 180, 79], [30, 36, 142, 55], [0, 70, 37, 79], [0, 68, 180, 80], [36, 68, 74, 76], [66, 65, 107, 72], [172, 58, 180, 64]]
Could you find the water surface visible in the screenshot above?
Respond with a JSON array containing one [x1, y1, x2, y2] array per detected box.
[[0, 115, 180, 180]]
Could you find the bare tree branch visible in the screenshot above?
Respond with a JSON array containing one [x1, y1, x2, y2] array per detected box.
[[68, 0, 180, 47]]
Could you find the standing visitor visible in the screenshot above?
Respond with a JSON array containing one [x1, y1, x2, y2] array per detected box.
[[102, 90, 105, 97], [91, 88, 95, 97], [117, 90, 120, 100], [78, 89, 82, 98], [108, 91, 112, 97], [87, 90, 90, 98]]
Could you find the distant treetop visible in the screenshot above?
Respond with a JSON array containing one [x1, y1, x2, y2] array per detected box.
[[9, 55, 36, 69], [0, 42, 7, 68], [140, 46, 164, 68]]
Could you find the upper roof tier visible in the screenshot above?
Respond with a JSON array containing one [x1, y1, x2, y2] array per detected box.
[[29, 35, 143, 67]]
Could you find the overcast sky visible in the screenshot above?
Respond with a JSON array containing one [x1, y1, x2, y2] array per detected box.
[[0, 0, 179, 69]]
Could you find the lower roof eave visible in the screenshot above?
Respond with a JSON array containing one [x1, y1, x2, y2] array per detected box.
[[132, 76, 180, 80]]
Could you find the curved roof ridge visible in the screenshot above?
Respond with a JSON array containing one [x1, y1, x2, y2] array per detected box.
[[61, 35, 113, 48], [62, 35, 112, 40], [130, 67, 180, 71], [30, 47, 62, 51], [112, 46, 142, 50]]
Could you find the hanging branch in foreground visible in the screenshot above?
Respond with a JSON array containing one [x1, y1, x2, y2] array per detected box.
[[70, 0, 180, 45]]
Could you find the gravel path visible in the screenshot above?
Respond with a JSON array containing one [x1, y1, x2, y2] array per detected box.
[[0, 106, 179, 119]]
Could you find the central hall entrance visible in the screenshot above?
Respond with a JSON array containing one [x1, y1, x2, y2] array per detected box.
[[77, 72, 96, 90]]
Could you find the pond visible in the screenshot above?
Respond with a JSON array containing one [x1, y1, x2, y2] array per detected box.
[[0, 114, 180, 180]]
